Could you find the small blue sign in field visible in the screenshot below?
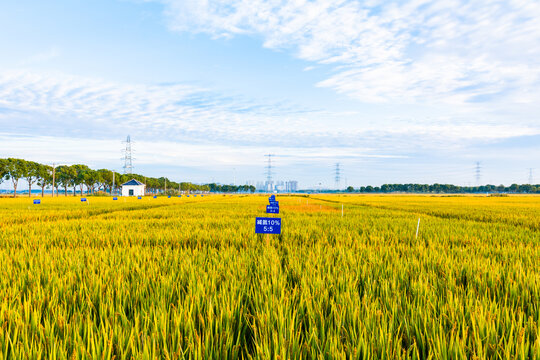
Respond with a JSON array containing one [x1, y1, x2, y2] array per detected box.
[[33, 199, 41, 204], [113, 197, 118, 200], [153, 195, 157, 198], [81, 198, 87, 202], [269, 201, 279, 207], [178, 195, 182, 197], [266, 205, 279, 214], [255, 217, 281, 234], [137, 196, 142, 199], [168, 195, 171, 198]]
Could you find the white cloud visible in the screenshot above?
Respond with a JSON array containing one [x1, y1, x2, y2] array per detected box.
[[0, 69, 538, 169], [20, 47, 60, 65], [153, 0, 540, 104], [0, 70, 318, 145]]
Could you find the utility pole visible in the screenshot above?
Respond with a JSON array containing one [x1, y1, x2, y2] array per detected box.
[[112, 170, 115, 195]]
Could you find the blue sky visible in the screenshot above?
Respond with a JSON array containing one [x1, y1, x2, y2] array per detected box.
[[0, 0, 539, 188]]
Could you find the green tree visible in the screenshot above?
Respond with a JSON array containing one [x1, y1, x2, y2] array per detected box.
[[36, 164, 53, 197], [83, 169, 98, 195], [0, 158, 7, 185], [5, 158, 27, 197], [346, 186, 354, 192], [97, 169, 113, 193], [72, 164, 90, 196], [56, 165, 76, 196], [25, 161, 41, 197]]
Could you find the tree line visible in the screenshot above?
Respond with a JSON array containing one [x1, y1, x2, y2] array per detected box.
[[206, 183, 255, 193], [0, 158, 254, 197], [345, 183, 540, 194]]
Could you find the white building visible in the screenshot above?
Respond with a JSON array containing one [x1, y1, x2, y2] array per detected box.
[[286, 180, 298, 192], [121, 179, 146, 197]]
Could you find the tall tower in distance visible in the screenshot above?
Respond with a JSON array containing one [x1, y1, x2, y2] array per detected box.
[[123, 135, 133, 175], [265, 154, 273, 192], [334, 163, 341, 189], [475, 162, 481, 185]]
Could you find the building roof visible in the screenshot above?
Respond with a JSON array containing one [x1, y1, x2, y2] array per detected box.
[[121, 179, 145, 186]]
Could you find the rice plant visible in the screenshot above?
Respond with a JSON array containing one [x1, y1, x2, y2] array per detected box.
[[0, 195, 538, 358]]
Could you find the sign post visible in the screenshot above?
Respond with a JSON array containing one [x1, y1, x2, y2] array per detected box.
[[255, 217, 281, 234], [266, 205, 279, 214], [256, 195, 282, 243]]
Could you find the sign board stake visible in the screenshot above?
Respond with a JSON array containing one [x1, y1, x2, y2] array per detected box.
[[255, 217, 281, 234], [342, 204, 343, 217], [416, 218, 420, 239]]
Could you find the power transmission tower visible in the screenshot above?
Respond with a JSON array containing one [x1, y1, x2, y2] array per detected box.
[[334, 163, 341, 189], [475, 162, 481, 185], [265, 154, 273, 192], [123, 135, 133, 175], [529, 168, 534, 185]]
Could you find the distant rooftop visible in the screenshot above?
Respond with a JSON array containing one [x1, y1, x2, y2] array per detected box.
[[121, 179, 144, 186]]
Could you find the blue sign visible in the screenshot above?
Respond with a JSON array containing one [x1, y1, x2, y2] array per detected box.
[[138, 196, 142, 199], [33, 199, 41, 204], [266, 205, 279, 214], [255, 217, 281, 234], [81, 198, 87, 202], [153, 195, 157, 198], [201, 195, 204, 197], [187, 195, 190, 197], [178, 195, 182, 197], [269, 195, 275, 201], [194, 194, 197, 197], [168, 195, 171, 198], [269, 201, 279, 207], [113, 197, 118, 200]]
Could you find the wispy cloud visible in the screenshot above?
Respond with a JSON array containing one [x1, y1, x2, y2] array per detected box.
[[20, 47, 60, 66], [0, 69, 537, 153], [153, 0, 540, 104]]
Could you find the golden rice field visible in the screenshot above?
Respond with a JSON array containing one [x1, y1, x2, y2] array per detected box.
[[0, 194, 539, 359]]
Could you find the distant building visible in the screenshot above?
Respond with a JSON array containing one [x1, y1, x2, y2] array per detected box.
[[121, 179, 146, 197], [286, 180, 298, 192], [256, 181, 265, 191]]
